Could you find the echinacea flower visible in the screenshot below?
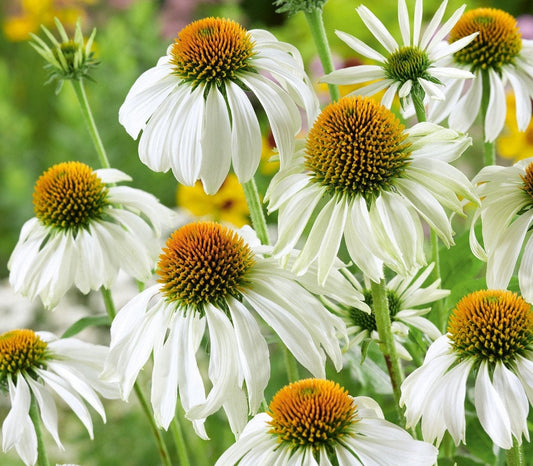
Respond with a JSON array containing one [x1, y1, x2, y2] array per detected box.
[[321, 0, 476, 109], [8, 162, 174, 309], [267, 95, 477, 283], [470, 157, 533, 303], [401, 289, 533, 449], [330, 263, 446, 360], [216, 378, 438, 466], [0, 329, 118, 466], [429, 8, 533, 142], [102, 222, 356, 439], [119, 17, 319, 194]]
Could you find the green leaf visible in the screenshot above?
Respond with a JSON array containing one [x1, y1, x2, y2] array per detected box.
[[61, 315, 110, 338]]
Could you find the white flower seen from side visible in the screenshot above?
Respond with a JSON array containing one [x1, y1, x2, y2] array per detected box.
[[267, 95, 478, 283], [321, 0, 476, 109], [0, 329, 119, 466], [216, 378, 438, 466], [102, 222, 356, 439], [119, 17, 319, 194], [401, 289, 533, 449], [8, 162, 174, 309], [429, 7, 533, 142]]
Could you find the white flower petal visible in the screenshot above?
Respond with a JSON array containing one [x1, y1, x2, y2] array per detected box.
[[357, 6, 399, 53]]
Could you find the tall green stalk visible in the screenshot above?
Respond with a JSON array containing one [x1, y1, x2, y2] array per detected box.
[[243, 178, 270, 245], [506, 439, 524, 466], [29, 396, 50, 466], [304, 7, 340, 103]]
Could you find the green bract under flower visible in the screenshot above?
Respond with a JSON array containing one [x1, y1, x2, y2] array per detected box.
[[450, 8, 522, 72], [273, 0, 328, 15], [350, 289, 402, 333], [30, 18, 98, 93]]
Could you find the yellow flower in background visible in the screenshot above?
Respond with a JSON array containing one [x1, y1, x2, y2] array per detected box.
[[497, 93, 533, 161], [177, 174, 249, 227], [2, 0, 92, 42]]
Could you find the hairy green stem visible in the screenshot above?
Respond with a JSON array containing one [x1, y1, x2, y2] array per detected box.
[[100, 288, 172, 466], [506, 438, 524, 466], [411, 85, 427, 123], [370, 278, 406, 425], [70, 78, 111, 169], [171, 415, 191, 466], [481, 70, 495, 166], [243, 178, 270, 245], [29, 396, 50, 466], [304, 7, 340, 102]]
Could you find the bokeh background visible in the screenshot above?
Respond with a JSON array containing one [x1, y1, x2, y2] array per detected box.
[[1, 0, 532, 464]]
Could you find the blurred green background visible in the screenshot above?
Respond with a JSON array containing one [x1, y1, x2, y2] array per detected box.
[[1, 0, 532, 465]]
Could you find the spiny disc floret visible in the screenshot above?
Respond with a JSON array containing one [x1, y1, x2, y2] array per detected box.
[[448, 290, 533, 363], [350, 289, 402, 332], [0, 330, 48, 389], [384, 46, 432, 85], [33, 162, 108, 231], [305, 96, 411, 201], [170, 17, 255, 89], [157, 222, 255, 312], [450, 8, 522, 72], [268, 379, 358, 456]]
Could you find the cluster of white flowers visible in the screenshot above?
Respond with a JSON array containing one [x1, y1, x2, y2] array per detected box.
[[2, 0, 533, 465]]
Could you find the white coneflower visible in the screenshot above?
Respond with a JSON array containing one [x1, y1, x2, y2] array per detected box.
[[103, 222, 354, 439], [322, 0, 476, 109], [8, 162, 174, 309], [216, 378, 438, 466], [0, 329, 118, 466], [401, 289, 533, 449], [119, 17, 319, 194], [429, 7, 533, 142], [267, 95, 477, 283]]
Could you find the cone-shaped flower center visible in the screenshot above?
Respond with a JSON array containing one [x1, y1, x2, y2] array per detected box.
[[268, 378, 358, 455], [33, 162, 108, 231], [0, 330, 48, 387], [384, 46, 432, 84], [448, 290, 533, 363], [521, 162, 533, 201], [350, 289, 402, 333], [305, 96, 411, 201], [450, 8, 522, 72], [170, 17, 255, 88], [157, 222, 255, 311]]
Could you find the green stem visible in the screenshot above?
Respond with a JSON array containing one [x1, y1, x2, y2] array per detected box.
[[370, 278, 406, 425], [283, 345, 300, 383], [170, 415, 191, 466], [100, 288, 172, 466], [29, 396, 50, 466], [430, 230, 446, 332], [70, 78, 111, 169], [411, 85, 427, 123], [480, 70, 495, 166], [505, 438, 524, 466], [242, 178, 270, 245], [304, 7, 340, 102]]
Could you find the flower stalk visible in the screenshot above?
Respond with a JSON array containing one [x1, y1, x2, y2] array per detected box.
[[29, 396, 50, 466], [243, 178, 270, 245], [171, 414, 191, 466], [506, 439, 524, 466]]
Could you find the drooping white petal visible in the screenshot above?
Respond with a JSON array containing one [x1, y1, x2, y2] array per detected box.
[[449, 74, 482, 133], [484, 69, 507, 142]]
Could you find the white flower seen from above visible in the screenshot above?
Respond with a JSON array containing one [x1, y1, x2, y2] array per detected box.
[[321, 0, 476, 109], [102, 222, 354, 439], [0, 329, 119, 466], [216, 378, 438, 466], [401, 289, 533, 449], [267, 95, 478, 283], [8, 162, 174, 309], [119, 17, 319, 194], [470, 157, 533, 303], [429, 7, 533, 142]]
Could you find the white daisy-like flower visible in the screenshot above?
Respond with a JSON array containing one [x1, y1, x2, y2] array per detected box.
[[0, 329, 119, 466], [216, 378, 438, 466], [267, 95, 478, 284], [470, 158, 533, 303], [102, 221, 357, 439], [429, 7, 533, 142], [401, 289, 533, 449], [329, 263, 446, 360], [8, 162, 174, 309], [321, 0, 476, 109], [119, 17, 319, 194]]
